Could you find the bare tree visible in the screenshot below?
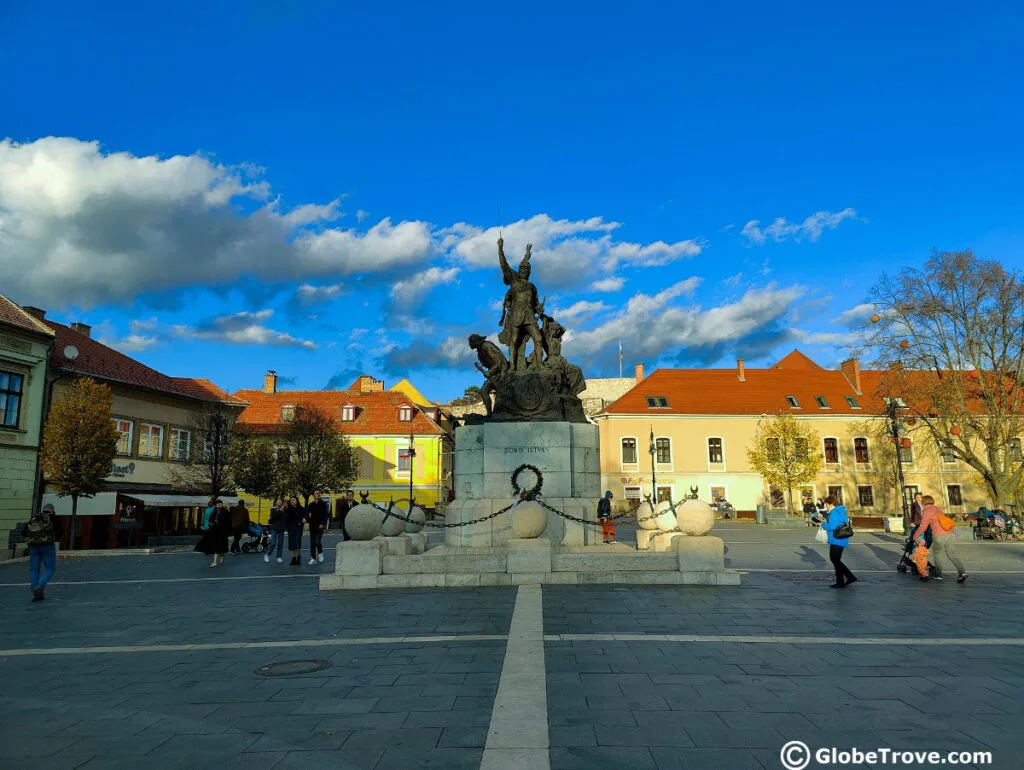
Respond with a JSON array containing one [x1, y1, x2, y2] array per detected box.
[[278, 404, 356, 505], [167, 404, 238, 499], [860, 250, 1024, 507]]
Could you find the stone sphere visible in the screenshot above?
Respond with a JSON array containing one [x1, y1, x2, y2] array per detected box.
[[511, 500, 547, 538], [654, 500, 678, 532], [637, 501, 660, 530], [405, 506, 426, 533], [346, 503, 384, 541], [676, 498, 715, 536], [380, 506, 408, 537]]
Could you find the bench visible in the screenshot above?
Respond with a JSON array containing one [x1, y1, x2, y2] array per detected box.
[[7, 522, 28, 558]]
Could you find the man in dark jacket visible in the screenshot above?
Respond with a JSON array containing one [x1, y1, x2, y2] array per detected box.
[[336, 489, 356, 540], [23, 503, 57, 602], [306, 490, 329, 565], [230, 500, 251, 554]]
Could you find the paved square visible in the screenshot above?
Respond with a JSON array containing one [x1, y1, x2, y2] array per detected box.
[[2, 526, 1022, 769]]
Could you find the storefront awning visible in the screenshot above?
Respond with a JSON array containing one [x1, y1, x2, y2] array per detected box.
[[130, 494, 240, 508]]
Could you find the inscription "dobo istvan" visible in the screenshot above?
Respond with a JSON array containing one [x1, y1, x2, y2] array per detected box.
[[504, 447, 551, 454]]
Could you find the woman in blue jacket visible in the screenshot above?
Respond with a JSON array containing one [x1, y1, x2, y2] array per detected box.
[[818, 495, 857, 588]]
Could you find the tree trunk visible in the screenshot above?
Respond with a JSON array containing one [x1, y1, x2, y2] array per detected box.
[[786, 483, 794, 516], [70, 494, 79, 552]]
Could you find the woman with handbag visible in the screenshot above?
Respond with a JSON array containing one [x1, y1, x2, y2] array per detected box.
[[817, 495, 857, 588], [911, 495, 968, 583]]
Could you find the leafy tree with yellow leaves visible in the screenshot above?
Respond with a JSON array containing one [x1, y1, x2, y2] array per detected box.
[[39, 378, 119, 550], [747, 413, 824, 515]]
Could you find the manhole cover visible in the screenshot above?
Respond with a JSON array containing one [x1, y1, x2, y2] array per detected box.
[[255, 660, 332, 677]]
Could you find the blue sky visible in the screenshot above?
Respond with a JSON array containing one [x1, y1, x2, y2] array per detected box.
[[2, 1, 1023, 402]]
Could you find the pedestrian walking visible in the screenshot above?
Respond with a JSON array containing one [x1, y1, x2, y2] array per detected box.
[[265, 497, 286, 563], [230, 499, 251, 554], [306, 490, 329, 564], [336, 489, 356, 540], [912, 495, 968, 583], [286, 496, 305, 566], [23, 502, 57, 602], [597, 490, 616, 544], [201, 497, 216, 530], [816, 495, 857, 589], [911, 492, 924, 527], [195, 499, 230, 567]]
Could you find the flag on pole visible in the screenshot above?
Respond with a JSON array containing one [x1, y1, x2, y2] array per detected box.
[[618, 340, 623, 378]]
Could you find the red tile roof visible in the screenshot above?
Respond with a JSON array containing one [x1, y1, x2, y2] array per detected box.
[[46, 321, 245, 405], [601, 350, 887, 416], [0, 294, 55, 338], [235, 388, 444, 435]]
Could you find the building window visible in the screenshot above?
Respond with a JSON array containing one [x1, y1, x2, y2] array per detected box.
[[854, 437, 870, 464], [941, 441, 956, 464], [621, 437, 637, 464], [827, 486, 844, 505], [138, 423, 163, 458], [645, 396, 669, 408], [707, 437, 723, 464], [786, 395, 800, 408], [769, 487, 785, 508], [1008, 438, 1022, 463], [710, 486, 727, 503], [815, 396, 829, 409], [0, 371, 23, 428], [845, 396, 861, 409], [341, 404, 355, 422], [655, 437, 671, 464], [281, 405, 296, 422], [823, 438, 839, 464], [399, 405, 413, 422], [858, 486, 874, 507], [169, 428, 191, 461], [656, 486, 673, 503], [795, 438, 809, 460], [112, 418, 133, 456], [947, 484, 963, 506], [398, 447, 412, 472], [898, 440, 914, 465]]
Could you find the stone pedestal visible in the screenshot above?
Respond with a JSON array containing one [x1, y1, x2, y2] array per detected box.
[[335, 541, 383, 576], [407, 533, 427, 554], [507, 538, 552, 574], [447, 422, 601, 547], [374, 536, 412, 557], [675, 536, 726, 571]]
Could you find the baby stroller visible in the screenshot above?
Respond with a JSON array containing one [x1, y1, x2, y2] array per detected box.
[[897, 533, 936, 577], [240, 522, 271, 553]]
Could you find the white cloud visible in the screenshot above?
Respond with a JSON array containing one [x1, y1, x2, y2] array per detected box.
[[831, 302, 876, 326], [389, 266, 461, 309], [294, 283, 347, 304], [568, 281, 802, 364], [0, 138, 432, 308], [547, 300, 609, 322], [794, 329, 865, 346], [591, 276, 625, 293], [741, 208, 859, 245], [356, 209, 369, 222], [723, 272, 743, 288], [176, 309, 317, 349]]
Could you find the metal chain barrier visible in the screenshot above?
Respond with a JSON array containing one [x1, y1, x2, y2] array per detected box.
[[364, 499, 515, 529]]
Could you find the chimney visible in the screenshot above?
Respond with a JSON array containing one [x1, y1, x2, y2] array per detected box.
[[841, 358, 861, 395], [71, 322, 92, 338], [737, 359, 746, 381], [357, 375, 384, 393], [634, 362, 645, 382], [22, 306, 46, 320], [263, 370, 277, 394]]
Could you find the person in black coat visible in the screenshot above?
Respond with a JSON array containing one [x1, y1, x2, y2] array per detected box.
[[195, 499, 230, 567], [285, 496, 305, 566], [336, 489, 356, 540], [305, 490, 329, 565]]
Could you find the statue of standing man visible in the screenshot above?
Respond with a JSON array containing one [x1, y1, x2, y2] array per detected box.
[[497, 237, 543, 371]]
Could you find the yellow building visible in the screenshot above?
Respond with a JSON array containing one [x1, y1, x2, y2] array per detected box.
[[235, 372, 449, 518], [595, 351, 987, 517]]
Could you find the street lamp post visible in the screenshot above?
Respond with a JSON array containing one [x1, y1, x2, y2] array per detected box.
[[648, 426, 657, 504], [886, 399, 911, 529], [407, 427, 416, 511]]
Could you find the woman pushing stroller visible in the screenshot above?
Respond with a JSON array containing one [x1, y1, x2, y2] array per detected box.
[[911, 495, 969, 584]]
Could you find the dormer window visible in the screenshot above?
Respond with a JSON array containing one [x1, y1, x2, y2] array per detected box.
[[786, 395, 800, 408], [341, 403, 356, 422], [645, 396, 669, 408], [281, 404, 296, 421], [399, 405, 414, 422], [814, 396, 830, 409]]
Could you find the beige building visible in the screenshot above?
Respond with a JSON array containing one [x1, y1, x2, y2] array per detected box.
[[595, 351, 987, 516], [0, 296, 55, 538], [33, 314, 246, 548]]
